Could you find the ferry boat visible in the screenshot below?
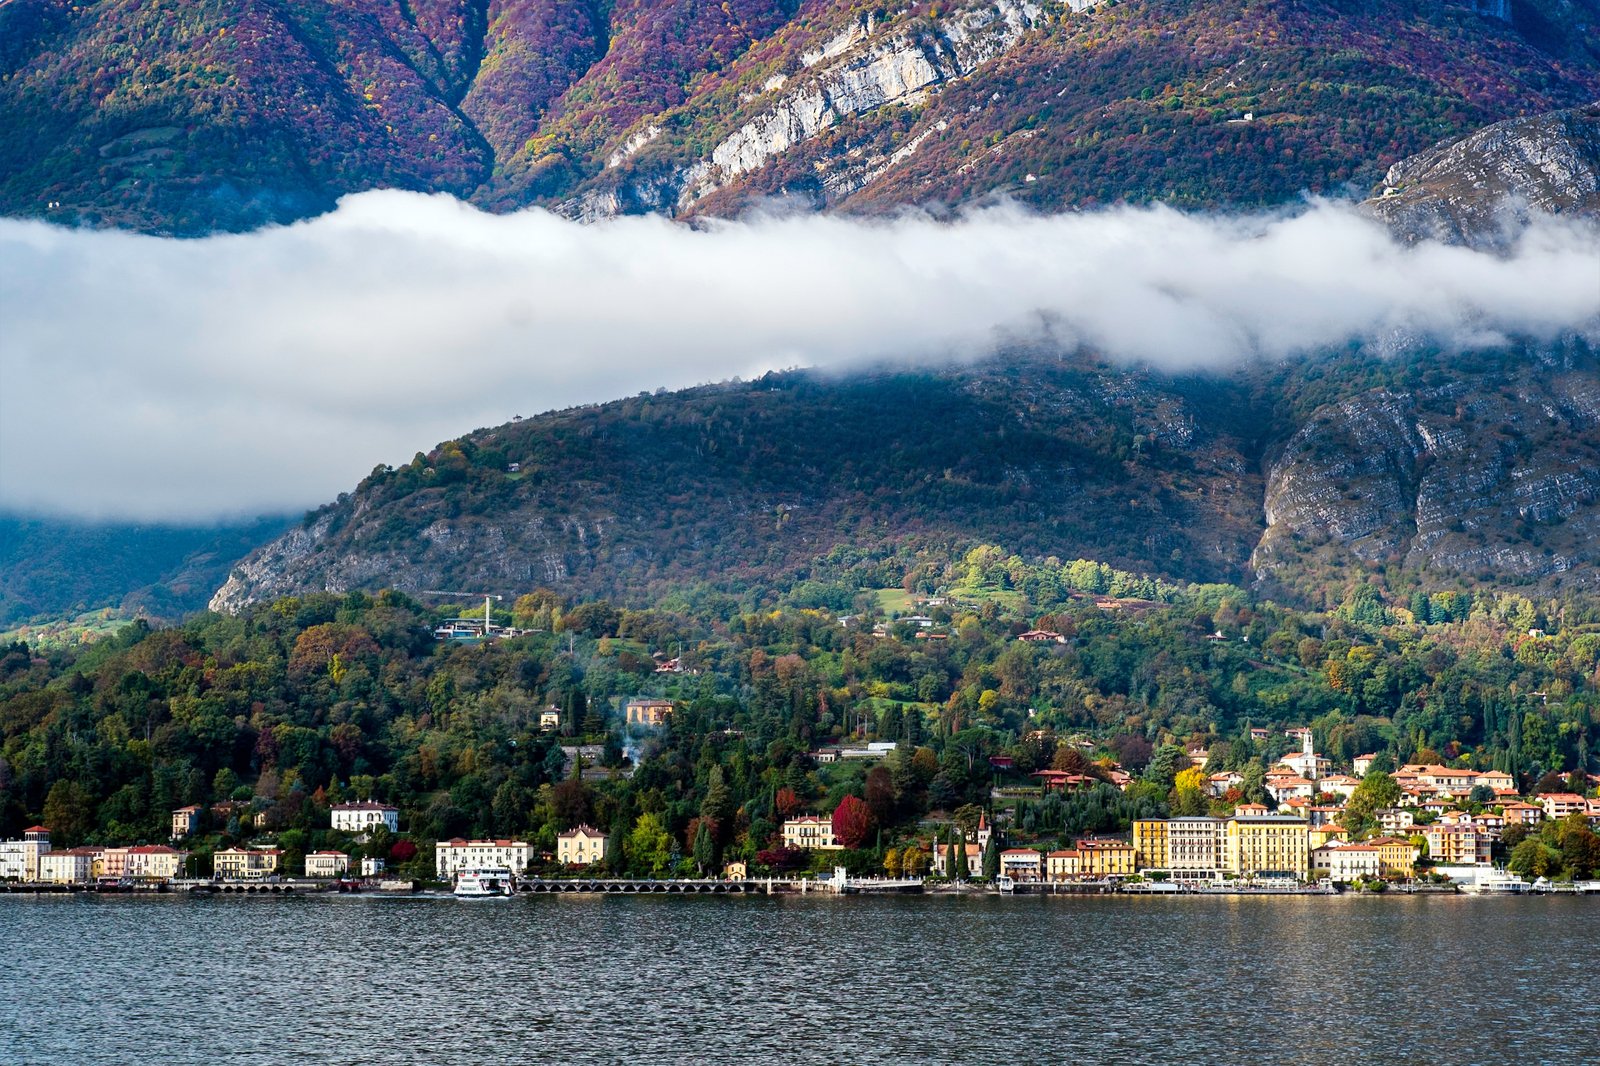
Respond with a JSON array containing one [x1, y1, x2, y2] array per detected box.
[[1461, 869, 1530, 895], [454, 867, 516, 898]]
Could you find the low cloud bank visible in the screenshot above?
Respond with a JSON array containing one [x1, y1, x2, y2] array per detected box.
[[2, 192, 1596, 521]]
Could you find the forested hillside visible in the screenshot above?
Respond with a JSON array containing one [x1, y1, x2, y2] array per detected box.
[[2, 545, 1596, 878], [212, 346, 1600, 619], [3, 0, 1597, 231], [0, 515, 291, 626]]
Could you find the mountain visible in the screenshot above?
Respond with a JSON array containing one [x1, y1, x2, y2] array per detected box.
[[0, 514, 292, 625], [1362, 102, 1600, 246], [3, 0, 1598, 232], [209, 341, 1600, 615]]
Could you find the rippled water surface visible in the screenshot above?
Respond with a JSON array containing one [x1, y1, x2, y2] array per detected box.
[[2, 893, 1595, 1064]]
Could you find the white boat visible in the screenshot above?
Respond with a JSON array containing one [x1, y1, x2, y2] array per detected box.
[[1461, 869, 1530, 895], [454, 867, 516, 898]]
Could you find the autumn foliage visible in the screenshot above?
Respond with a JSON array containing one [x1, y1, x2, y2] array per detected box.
[[832, 795, 874, 850]]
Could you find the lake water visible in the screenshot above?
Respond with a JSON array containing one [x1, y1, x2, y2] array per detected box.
[[2, 893, 1595, 1064]]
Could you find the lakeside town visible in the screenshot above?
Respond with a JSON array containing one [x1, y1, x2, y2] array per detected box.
[[5, 701, 1598, 898]]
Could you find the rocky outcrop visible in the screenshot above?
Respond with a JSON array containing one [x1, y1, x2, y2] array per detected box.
[[1362, 103, 1600, 247], [1253, 359, 1600, 588], [556, 0, 1046, 219], [680, 0, 1041, 207]]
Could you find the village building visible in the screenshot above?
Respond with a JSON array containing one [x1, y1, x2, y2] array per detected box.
[[933, 843, 983, 878], [331, 801, 400, 836], [125, 845, 186, 880], [539, 706, 562, 731], [304, 851, 351, 878], [1226, 816, 1311, 881], [998, 849, 1044, 881], [624, 698, 675, 728], [1032, 769, 1098, 793], [0, 826, 51, 881], [1308, 824, 1347, 850], [1264, 773, 1315, 804], [1317, 774, 1362, 800], [214, 847, 282, 880], [1133, 817, 1226, 881], [1500, 801, 1544, 826], [782, 815, 841, 851], [1205, 770, 1243, 798], [171, 805, 202, 840], [1538, 793, 1589, 820], [557, 825, 609, 866], [1420, 824, 1490, 866], [1368, 836, 1420, 878], [37, 847, 101, 884], [435, 839, 534, 879], [1312, 842, 1382, 882], [96, 847, 129, 880], [1046, 849, 1082, 881], [1076, 839, 1138, 878], [1377, 808, 1416, 834], [1475, 770, 1516, 793], [1353, 753, 1381, 776]]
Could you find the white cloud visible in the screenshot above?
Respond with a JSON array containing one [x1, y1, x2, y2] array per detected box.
[[1, 192, 1596, 521]]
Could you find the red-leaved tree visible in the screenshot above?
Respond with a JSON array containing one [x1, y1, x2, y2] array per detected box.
[[833, 795, 874, 850]]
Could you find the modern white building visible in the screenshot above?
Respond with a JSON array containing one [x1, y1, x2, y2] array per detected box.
[[360, 857, 386, 877], [435, 838, 533, 879], [331, 802, 400, 836], [304, 851, 351, 878], [0, 826, 51, 881]]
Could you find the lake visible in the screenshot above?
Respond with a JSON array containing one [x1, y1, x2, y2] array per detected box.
[[2, 893, 1594, 1064]]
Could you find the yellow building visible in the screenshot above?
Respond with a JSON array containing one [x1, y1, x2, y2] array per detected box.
[[1367, 836, 1418, 878], [1076, 839, 1138, 878], [781, 815, 841, 851], [1225, 817, 1310, 880], [624, 698, 675, 727], [1133, 820, 1170, 871], [1133, 818, 1225, 879], [214, 847, 282, 880], [1046, 849, 1082, 881], [556, 825, 609, 866], [1309, 824, 1347, 851]]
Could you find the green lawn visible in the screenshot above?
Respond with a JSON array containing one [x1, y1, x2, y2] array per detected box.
[[872, 587, 914, 614]]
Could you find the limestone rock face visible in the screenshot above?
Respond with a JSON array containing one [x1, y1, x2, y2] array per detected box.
[[1362, 104, 1600, 247], [1254, 355, 1600, 589]]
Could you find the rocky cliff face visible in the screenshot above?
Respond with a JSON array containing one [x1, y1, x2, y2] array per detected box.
[[1362, 103, 1600, 247], [1253, 351, 1600, 592]]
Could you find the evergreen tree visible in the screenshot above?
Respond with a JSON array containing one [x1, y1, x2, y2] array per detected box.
[[982, 833, 1000, 880], [692, 820, 716, 875]]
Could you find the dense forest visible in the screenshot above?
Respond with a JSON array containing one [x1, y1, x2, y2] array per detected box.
[[3, 542, 1596, 880]]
